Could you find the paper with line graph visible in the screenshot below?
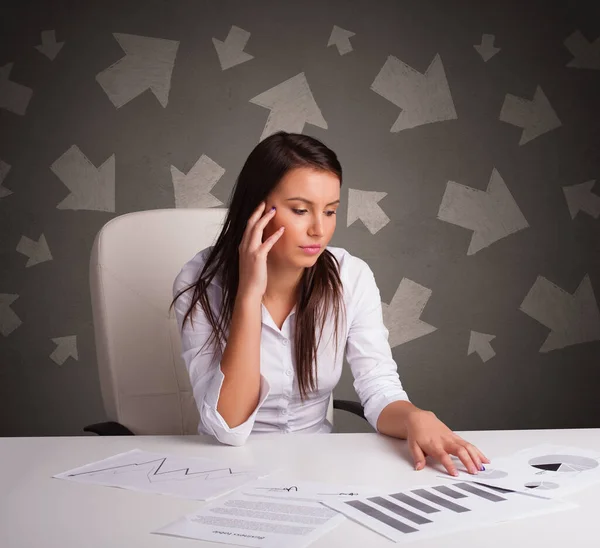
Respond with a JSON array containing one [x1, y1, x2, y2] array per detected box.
[[322, 481, 576, 543], [53, 449, 270, 500]]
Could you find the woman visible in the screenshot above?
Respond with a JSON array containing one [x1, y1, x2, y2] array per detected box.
[[171, 131, 489, 477]]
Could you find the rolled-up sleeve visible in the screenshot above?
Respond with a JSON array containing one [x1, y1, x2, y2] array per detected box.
[[173, 268, 270, 446], [345, 259, 410, 432]]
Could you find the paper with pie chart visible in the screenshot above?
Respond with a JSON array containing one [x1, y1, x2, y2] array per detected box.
[[445, 444, 600, 498]]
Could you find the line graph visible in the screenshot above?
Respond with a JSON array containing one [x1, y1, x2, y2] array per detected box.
[[67, 457, 245, 483]]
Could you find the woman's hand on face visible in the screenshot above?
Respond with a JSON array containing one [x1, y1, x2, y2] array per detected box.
[[405, 410, 490, 477], [237, 201, 285, 301]]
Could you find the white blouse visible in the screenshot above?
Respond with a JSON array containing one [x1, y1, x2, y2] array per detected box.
[[173, 246, 410, 446]]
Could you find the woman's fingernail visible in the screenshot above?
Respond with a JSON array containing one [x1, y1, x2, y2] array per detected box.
[[271, 206, 276, 211], [452, 470, 459, 477], [481, 465, 486, 471]]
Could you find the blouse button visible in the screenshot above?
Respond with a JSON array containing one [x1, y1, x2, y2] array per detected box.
[[285, 369, 293, 377], [281, 338, 289, 345]]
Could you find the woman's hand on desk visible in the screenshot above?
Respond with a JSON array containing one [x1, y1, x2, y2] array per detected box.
[[406, 409, 490, 477]]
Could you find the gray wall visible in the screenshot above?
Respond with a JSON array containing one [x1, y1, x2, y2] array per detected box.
[[1, 0, 599, 436]]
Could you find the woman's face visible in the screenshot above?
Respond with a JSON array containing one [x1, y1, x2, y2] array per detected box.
[[262, 167, 340, 268]]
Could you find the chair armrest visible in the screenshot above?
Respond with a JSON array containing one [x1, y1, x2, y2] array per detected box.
[[333, 399, 366, 421], [83, 421, 135, 436]]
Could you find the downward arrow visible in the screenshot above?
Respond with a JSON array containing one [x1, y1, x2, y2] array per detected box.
[[468, 331, 496, 362], [499, 86, 561, 145], [0, 159, 12, 198], [171, 154, 224, 208], [50, 335, 78, 365], [564, 30, 600, 70], [347, 189, 389, 234], [437, 168, 529, 255], [96, 33, 179, 108], [0, 63, 33, 115], [250, 73, 328, 141], [371, 53, 457, 132], [0, 294, 22, 336], [35, 30, 64, 60], [16, 234, 53, 267], [519, 274, 600, 352], [474, 34, 500, 62], [51, 145, 115, 212], [382, 279, 437, 348], [328, 25, 355, 55], [212, 26, 254, 70], [563, 180, 600, 220]]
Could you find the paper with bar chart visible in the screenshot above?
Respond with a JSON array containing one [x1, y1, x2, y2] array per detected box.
[[53, 449, 270, 500], [446, 444, 600, 498], [322, 481, 576, 543]]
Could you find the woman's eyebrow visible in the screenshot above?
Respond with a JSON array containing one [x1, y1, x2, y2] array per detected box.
[[285, 197, 341, 206]]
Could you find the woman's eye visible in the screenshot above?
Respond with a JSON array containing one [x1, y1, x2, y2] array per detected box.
[[292, 209, 308, 215], [326, 210, 337, 216]]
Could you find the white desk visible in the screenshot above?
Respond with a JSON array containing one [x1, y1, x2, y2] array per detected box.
[[1, 429, 599, 547]]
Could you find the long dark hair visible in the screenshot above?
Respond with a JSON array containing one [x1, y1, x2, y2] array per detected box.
[[170, 131, 346, 400]]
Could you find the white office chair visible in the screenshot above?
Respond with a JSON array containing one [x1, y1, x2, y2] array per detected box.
[[85, 208, 364, 436]]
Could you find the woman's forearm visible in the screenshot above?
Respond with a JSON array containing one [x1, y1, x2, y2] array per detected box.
[[376, 400, 423, 438], [216, 293, 263, 428]]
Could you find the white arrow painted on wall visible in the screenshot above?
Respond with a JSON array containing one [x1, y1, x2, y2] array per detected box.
[[563, 180, 600, 219], [437, 168, 529, 255], [382, 279, 437, 348], [474, 34, 500, 62], [171, 154, 224, 208], [35, 30, 64, 60], [328, 25, 355, 55], [564, 30, 600, 70], [371, 54, 457, 132], [499, 86, 561, 145], [0, 294, 21, 337], [250, 72, 328, 141], [16, 234, 53, 267], [347, 189, 389, 234], [0, 63, 33, 115], [96, 33, 179, 108], [468, 331, 496, 362], [0, 159, 12, 198], [519, 274, 600, 352], [51, 145, 115, 212], [50, 336, 79, 365], [213, 25, 253, 70]]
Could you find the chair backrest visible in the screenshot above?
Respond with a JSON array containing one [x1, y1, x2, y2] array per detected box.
[[89, 208, 334, 435]]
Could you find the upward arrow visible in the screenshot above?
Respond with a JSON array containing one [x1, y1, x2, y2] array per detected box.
[[250, 72, 328, 141], [50, 336, 78, 365], [35, 30, 65, 60], [328, 25, 355, 55], [96, 33, 179, 108], [51, 145, 115, 212], [371, 54, 457, 132], [212, 26, 254, 70]]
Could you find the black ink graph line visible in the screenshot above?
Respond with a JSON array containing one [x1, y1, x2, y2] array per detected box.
[[67, 457, 248, 483]]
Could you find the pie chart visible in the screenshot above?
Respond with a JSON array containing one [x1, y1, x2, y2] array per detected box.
[[524, 481, 560, 490], [528, 454, 599, 473]]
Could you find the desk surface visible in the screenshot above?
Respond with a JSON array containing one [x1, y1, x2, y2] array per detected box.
[[1, 429, 599, 547]]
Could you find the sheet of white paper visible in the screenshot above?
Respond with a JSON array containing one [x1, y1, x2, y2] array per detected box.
[[323, 480, 577, 544], [240, 477, 385, 502], [153, 492, 345, 548], [53, 449, 270, 501], [445, 444, 600, 498]]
